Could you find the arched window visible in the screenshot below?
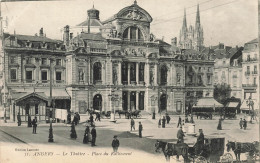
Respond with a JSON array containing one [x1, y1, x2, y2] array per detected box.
[[123, 26, 144, 42], [93, 62, 102, 83], [161, 65, 168, 85]]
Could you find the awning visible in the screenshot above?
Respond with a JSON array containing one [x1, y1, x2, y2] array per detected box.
[[226, 102, 239, 108], [193, 97, 224, 108], [42, 89, 70, 100], [14, 92, 49, 106]]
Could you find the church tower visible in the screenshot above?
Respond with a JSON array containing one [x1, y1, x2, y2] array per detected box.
[[194, 4, 204, 51], [179, 4, 204, 51]]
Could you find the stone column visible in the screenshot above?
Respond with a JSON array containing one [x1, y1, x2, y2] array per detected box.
[[110, 60, 113, 85], [88, 58, 91, 84], [128, 63, 130, 85], [145, 62, 150, 86], [136, 62, 139, 84], [136, 91, 139, 110], [154, 63, 158, 86], [127, 91, 131, 110], [118, 61, 122, 85]]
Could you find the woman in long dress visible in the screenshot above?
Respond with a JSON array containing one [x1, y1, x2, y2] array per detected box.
[[83, 126, 90, 144]]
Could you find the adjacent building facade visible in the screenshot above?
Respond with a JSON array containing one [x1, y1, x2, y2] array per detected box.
[[241, 38, 259, 109], [0, 1, 214, 122]]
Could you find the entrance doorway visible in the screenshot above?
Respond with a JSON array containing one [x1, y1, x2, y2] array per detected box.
[[160, 94, 167, 112], [130, 92, 136, 110], [93, 94, 102, 111]]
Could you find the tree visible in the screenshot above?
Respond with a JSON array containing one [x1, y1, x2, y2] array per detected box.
[[214, 84, 231, 104]]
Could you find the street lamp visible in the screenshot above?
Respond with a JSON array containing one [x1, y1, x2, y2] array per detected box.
[[108, 87, 118, 123], [48, 106, 54, 142], [246, 97, 254, 123]]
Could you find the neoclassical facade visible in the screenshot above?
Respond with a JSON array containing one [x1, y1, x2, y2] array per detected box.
[[1, 1, 214, 122]]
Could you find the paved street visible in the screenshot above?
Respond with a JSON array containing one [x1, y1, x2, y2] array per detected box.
[[0, 113, 259, 163]]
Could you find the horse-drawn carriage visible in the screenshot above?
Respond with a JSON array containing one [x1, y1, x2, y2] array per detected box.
[[117, 110, 142, 119], [101, 111, 111, 118], [155, 136, 226, 163], [223, 107, 237, 119]]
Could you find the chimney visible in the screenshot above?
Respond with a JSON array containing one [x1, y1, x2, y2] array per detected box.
[[63, 25, 70, 46], [162, 36, 164, 41], [171, 37, 177, 46], [70, 33, 73, 40], [39, 27, 44, 37]]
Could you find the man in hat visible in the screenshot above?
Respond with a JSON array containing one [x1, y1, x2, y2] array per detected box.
[[91, 126, 97, 146], [138, 122, 143, 138], [196, 129, 204, 155], [177, 116, 182, 128], [239, 118, 243, 129], [177, 126, 185, 143], [111, 135, 120, 152]]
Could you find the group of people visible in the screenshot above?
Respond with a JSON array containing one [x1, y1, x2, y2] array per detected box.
[[130, 118, 143, 138], [239, 118, 247, 130], [72, 112, 80, 125], [82, 125, 97, 146], [158, 114, 171, 128]]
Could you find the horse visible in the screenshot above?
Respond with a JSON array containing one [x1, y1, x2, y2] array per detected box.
[[155, 140, 190, 162], [226, 141, 259, 161]]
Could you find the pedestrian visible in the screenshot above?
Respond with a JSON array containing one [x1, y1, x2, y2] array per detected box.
[[195, 129, 204, 155], [177, 126, 185, 143], [158, 118, 161, 128], [90, 114, 94, 127], [130, 118, 135, 131], [138, 122, 143, 138], [112, 135, 120, 152], [32, 118, 37, 134], [190, 114, 194, 123], [243, 119, 247, 130], [152, 111, 156, 119], [217, 118, 222, 130], [83, 125, 90, 144], [182, 120, 186, 133], [91, 125, 97, 146], [67, 112, 71, 124], [166, 114, 171, 124], [70, 122, 77, 139], [95, 113, 101, 121], [185, 115, 189, 123], [76, 112, 80, 124], [177, 116, 182, 128], [73, 113, 78, 125], [239, 118, 243, 129], [28, 115, 32, 127], [162, 116, 166, 128], [17, 113, 21, 126]]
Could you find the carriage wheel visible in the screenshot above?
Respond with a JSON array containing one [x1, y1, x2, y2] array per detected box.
[[195, 156, 207, 163], [220, 153, 233, 163]]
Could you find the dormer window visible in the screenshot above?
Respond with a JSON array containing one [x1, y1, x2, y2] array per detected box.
[[123, 26, 144, 42], [233, 59, 238, 66]]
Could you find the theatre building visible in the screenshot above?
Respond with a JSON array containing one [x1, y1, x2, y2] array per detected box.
[[1, 1, 214, 122]]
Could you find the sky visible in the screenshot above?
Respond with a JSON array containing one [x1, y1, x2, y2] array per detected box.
[[1, 0, 258, 47]]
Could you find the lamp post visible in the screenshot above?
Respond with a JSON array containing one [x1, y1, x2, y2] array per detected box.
[[48, 106, 54, 142], [246, 97, 254, 123], [108, 88, 117, 122]]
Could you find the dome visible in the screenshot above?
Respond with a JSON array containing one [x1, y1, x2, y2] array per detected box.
[[87, 5, 100, 20]]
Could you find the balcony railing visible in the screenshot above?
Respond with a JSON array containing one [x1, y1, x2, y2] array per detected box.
[[244, 58, 258, 62], [252, 71, 258, 75], [242, 84, 257, 88], [245, 72, 250, 76]]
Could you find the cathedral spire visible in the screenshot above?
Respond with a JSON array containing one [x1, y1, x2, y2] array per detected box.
[[182, 8, 187, 30], [195, 4, 200, 28]]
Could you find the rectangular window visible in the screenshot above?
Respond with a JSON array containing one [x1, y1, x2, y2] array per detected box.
[[207, 75, 211, 84], [254, 65, 257, 73], [56, 59, 61, 66], [10, 69, 17, 81], [247, 66, 250, 74], [42, 58, 47, 65], [139, 63, 144, 82], [56, 71, 62, 82], [26, 71, 33, 82], [233, 78, 237, 87], [41, 71, 47, 83], [35, 104, 39, 115], [10, 56, 16, 64], [247, 55, 250, 61], [254, 77, 256, 85]]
